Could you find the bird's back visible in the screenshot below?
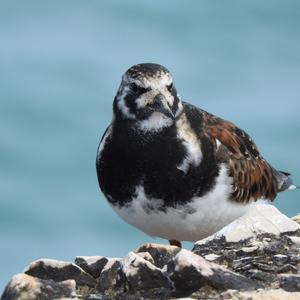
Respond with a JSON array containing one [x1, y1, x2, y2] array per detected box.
[[183, 101, 297, 202]]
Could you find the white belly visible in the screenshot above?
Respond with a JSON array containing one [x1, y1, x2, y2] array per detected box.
[[110, 164, 269, 241]]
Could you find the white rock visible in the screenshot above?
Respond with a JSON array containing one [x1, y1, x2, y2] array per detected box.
[[288, 236, 300, 244], [135, 251, 155, 264], [204, 253, 220, 261], [122, 252, 159, 278], [241, 245, 259, 253], [237, 289, 300, 300], [274, 254, 288, 259], [174, 249, 214, 276], [196, 204, 300, 244]]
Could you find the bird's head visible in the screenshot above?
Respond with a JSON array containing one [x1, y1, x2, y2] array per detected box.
[[113, 63, 183, 131]]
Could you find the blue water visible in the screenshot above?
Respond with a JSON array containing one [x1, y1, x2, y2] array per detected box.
[[1, 0, 300, 291]]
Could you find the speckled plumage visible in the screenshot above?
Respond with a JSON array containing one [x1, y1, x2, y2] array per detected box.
[[96, 63, 296, 244]]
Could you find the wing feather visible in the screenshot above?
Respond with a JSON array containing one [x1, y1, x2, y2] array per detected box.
[[203, 112, 278, 203]]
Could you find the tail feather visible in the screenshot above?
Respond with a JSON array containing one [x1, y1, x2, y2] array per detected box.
[[279, 170, 291, 176], [276, 170, 299, 192]]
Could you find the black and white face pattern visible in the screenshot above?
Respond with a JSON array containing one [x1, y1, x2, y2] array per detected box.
[[113, 63, 183, 131]]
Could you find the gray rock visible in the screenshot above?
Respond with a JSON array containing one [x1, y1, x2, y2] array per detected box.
[[136, 243, 181, 269], [122, 251, 173, 298], [1, 273, 77, 300], [280, 275, 300, 292], [24, 258, 96, 287], [277, 264, 298, 274], [247, 269, 277, 283], [75, 256, 109, 278], [168, 249, 260, 297], [192, 206, 300, 293], [193, 232, 300, 289], [96, 259, 126, 296]]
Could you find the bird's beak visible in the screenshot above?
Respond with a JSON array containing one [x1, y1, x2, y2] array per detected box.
[[153, 94, 175, 120], [160, 107, 175, 120]]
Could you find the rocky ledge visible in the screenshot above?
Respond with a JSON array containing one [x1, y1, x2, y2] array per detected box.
[[2, 205, 300, 300]]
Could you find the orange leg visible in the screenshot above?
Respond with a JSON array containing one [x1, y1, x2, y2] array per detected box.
[[169, 240, 182, 248]]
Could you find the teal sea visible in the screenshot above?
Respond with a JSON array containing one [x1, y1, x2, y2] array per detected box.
[[1, 0, 300, 291]]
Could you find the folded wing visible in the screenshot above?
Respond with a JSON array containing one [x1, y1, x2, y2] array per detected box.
[[203, 112, 279, 203]]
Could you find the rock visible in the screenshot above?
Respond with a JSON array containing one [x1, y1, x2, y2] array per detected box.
[[136, 243, 181, 268], [292, 213, 300, 224], [85, 295, 110, 300], [135, 251, 155, 265], [75, 256, 109, 278], [196, 204, 300, 244], [273, 254, 288, 263], [222, 289, 300, 300], [1, 273, 76, 300], [277, 264, 298, 274], [240, 245, 259, 253], [280, 275, 300, 292], [204, 253, 220, 261], [24, 258, 96, 287], [168, 249, 260, 297], [2, 207, 300, 300], [122, 251, 173, 298], [247, 269, 277, 283], [193, 206, 300, 293], [288, 236, 300, 244], [193, 232, 300, 288], [96, 258, 126, 296]]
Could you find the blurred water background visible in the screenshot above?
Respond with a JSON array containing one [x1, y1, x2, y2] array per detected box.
[[1, 0, 300, 291]]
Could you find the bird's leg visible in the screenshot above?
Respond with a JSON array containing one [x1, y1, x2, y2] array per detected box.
[[169, 240, 182, 248]]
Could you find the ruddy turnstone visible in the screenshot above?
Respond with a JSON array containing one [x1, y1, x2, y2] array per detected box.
[[96, 63, 297, 248]]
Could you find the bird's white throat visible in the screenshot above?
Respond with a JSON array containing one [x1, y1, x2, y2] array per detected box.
[[137, 112, 173, 132]]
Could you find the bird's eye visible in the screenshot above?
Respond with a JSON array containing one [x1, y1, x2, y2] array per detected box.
[[130, 83, 148, 94], [167, 83, 173, 91]]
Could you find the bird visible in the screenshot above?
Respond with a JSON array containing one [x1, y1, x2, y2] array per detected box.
[[96, 63, 297, 248]]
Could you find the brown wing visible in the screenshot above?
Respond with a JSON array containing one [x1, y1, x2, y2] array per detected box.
[[203, 113, 278, 203]]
